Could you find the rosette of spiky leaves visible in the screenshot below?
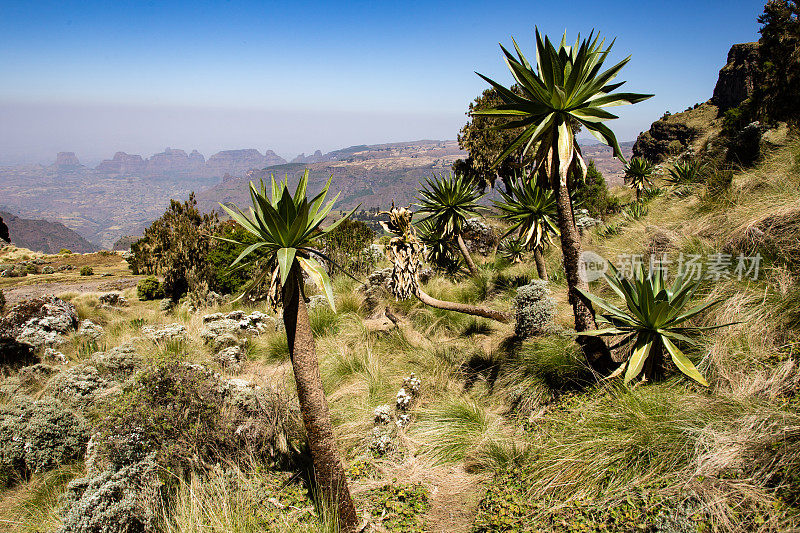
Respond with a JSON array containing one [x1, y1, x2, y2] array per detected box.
[[577, 263, 731, 386], [493, 176, 558, 252], [415, 173, 485, 236], [472, 28, 653, 184], [500, 238, 526, 263], [380, 205, 424, 300], [218, 170, 354, 310], [623, 201, 648, 221], [623, 157, 654, 200], [416, 218, 463, 274], [665, 160, 706, 186]]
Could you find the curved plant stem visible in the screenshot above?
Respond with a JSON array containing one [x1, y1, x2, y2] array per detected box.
[[416, 287, 511, 323]]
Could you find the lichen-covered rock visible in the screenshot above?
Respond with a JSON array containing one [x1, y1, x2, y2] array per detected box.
[[141, 323, 187, 344], [0, 296, 79, 350], [461, 218, 497, 255], [98, 293, 128, 307], [59, 453, 161, 533], [514, 281, 557, 339], [42, 347, 68, 364], [575, 209, 602, 230]]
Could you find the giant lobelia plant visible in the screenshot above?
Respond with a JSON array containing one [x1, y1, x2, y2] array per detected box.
[[473, 28, 653, 374], [577, 263, 731, 385], [219, 170, 359, 532], [415, 173, 486, 277], [493, 175, 558, 279]]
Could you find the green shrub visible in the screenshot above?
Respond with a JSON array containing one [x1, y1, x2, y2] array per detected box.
[[136, 276, 164, 301], [0, 396, 89, 485], [367, 483, 430, 532], [25, 264, 38, 274], [59, 249, 72, 255], [129, 193, 218, 300], [60, 453, 161, 533], [96, 361, 305, 473], [320, 218, 376, 277], [46, 364, 111, 410], [79, 266, 93, 276], [571, 161, 621, 218], [207, 221, 262, 295]]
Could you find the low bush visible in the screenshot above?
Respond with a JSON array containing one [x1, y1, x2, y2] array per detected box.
[[0, 396, 89, 486], [96, 361, 305, 476], [79, 266, 93, 276]]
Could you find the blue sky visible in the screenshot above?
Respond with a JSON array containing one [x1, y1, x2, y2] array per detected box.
[[0, 0, 763, 164]]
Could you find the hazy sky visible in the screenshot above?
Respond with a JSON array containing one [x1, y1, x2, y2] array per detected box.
[[1, 0, 762, 165]]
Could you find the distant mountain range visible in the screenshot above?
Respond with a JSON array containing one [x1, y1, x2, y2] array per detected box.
[[0, 210, 99, 254], [0, 139, 631, 250]]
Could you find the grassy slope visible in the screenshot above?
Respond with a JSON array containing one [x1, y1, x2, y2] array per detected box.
[[1, 140, 799, 532]]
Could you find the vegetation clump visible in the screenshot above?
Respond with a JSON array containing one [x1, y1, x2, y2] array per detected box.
[[136, 276, 164, 301], [79, 266, 93, 276]]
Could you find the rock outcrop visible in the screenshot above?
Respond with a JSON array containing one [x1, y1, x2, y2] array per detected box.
[[711, 42, 761, 112], [632, 118, 699, 162], [95, 152, 146, 175], [204, 149, 286, 178], [55, 152, 81, 169]]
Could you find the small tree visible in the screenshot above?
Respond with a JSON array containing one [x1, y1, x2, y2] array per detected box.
[[130, 193, 218, 300], [219, 171, 359, 532], [415, 173, 485, 277]]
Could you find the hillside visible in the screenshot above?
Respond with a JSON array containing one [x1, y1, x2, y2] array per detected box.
[[0, 211, 99, 254], [196, 139, 630, 215]]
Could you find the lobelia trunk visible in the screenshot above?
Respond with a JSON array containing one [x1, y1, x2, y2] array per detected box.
[[533, 248, 548, 280], [416, 287, 511, 323], [552, 153, 616, 376], [456, 233, 479, 278], [282, 264, 359, 532]]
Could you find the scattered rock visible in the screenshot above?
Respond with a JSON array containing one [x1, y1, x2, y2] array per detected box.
[[99, 293, 128, 306]]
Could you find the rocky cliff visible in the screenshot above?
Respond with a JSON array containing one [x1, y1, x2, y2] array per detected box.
[[55, 152, 81, 169], [711, 42, 761, 111]]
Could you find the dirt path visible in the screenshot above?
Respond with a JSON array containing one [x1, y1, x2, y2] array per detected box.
[[425, 465, 485, 533], [2, 276, 139, 306]]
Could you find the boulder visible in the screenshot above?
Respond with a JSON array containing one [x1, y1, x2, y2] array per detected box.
[[461, 218, 497, 254], [98, 293, 128, 306]]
